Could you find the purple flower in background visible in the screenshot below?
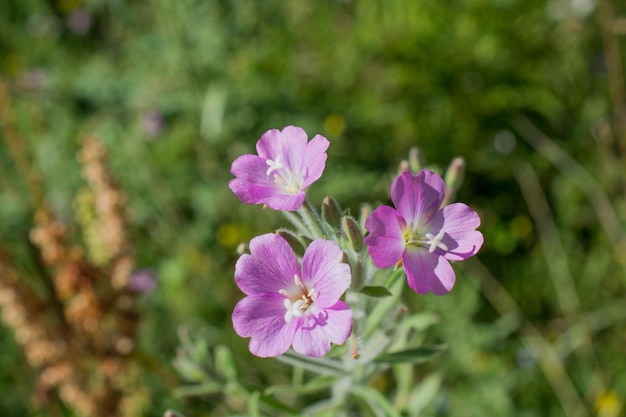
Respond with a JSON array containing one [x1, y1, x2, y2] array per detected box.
[[229, 126, 329, 211], [365, 170, 483, 295], [128, 269, 157, 294], [140, 109, 165, 139], [232, 233, 352, 358]]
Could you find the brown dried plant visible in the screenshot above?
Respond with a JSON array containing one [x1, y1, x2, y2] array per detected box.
[[0, 78, 148, 417]]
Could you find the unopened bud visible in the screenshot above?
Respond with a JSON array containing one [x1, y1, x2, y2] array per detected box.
[[359, 204, 372, 231], [299, 233, 313, 247], [341, 251, 350, 265], [408, 146, 427, 173], [443, 157, 465, 206], [397, 160, 410, 175], [321, 196, 342, 230], [351, 254, 365, 290], [276, 229, 305, 257], [342, 216, 364, 252]]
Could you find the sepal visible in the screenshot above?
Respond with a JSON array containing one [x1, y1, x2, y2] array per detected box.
[[275, 229, 306, 257], [342, 216, 364, 252], [321, 196, 342, 230]]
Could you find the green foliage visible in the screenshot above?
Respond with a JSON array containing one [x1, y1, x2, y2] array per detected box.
[[1, 0, 626, 416]]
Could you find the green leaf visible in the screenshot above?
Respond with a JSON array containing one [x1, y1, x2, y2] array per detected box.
[[351, 385, 402, 417], [407, 373, 443, 415], [214, 345, 238, 381], [399, 312, 441, 332], [373, 345, 447, 364], [276, 351, 345, 376], [257, 393, 300, 415], [172, 358, 208, 383], [264, 375, 336, 395], [360, 285, 393, 298], [173, 382, 223, 397], [248, 391, 261, 417]]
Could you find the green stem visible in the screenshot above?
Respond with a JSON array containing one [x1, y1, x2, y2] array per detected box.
[[281, 210, 310, 236], [298, 199, 326, 239], [277, 351, 345, 376]]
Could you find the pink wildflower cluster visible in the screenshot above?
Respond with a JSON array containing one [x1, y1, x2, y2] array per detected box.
[[229, 126, 483, 358]]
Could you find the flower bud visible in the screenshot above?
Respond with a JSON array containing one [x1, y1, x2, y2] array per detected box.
[[408, 146, 427, 173], [359, 204, 372, 231], [298, 233, 313, 247], [443, 157, 465, 206], [276, 229, 305, 257], [397, 160, 410, 175], [351, 254, 365, 290], [342, 216, 364, 252], [321, 196, 342, 230]]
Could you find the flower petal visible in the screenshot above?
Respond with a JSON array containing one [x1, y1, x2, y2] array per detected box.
[[301, 134, 330, 188], [229, 154, 274, 204], [364, 206, 406, 268], [403, 247, 456, 295], [230, 152, 305, 210], [301, 239, 351, 307], [230, 126, 327, 211], [391, 170, 444, 227], [256, 126, 308, 171], [235, 234, 300, 296], [439, 203, 484, 261], [291, 301, 353, 357], [280, 126, 309, 172], [255, 128, 281, 160], [248, 186, 306, 211], [232, 294, 298, 358]]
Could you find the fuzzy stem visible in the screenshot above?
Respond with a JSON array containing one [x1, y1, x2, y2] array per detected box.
[[277, 351, 345, 375], [297, 199, 326, 239], [281, 210, 310, 236]]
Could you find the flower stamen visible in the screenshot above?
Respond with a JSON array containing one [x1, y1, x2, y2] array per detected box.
[[404, 227, 448, 253], [265, 155, 284, 176], [265, 155, 302, 194], [280, 274, 316, 323]]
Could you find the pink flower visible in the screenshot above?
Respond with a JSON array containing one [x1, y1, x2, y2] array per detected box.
[[365, 170, 483, 295], [232, 234, 353, 358], [229, 126, 330, 211]]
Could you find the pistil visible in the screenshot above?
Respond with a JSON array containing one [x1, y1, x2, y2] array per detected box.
[[404, 226, 448, 253]]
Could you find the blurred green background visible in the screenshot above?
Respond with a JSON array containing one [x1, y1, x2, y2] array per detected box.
[[1, 0, 625, 416]]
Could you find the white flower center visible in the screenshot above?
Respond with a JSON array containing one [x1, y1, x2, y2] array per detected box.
[[279, 274, 316, 323], [265, 155, 303, 195], [404, 225, 448, 253]]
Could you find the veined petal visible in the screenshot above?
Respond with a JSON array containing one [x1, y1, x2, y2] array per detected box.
[[302, 134, 330, 188], [235, 234, 300, 295], [229, 154, 273, 204], [230, 154, 268, 180], [291, 301, 353, 357], [365, 206, 406, 268], [255, 128, 282, 160], [248, 186, 306, 211], [391, 170, 444, 227], [301, 239, 351, 307], [232, 294, 298, 358], [403, 247, 455, 295], [279, 126, 309, 172], [438, 203, 484, 261], [256, 126, 308, 172]]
